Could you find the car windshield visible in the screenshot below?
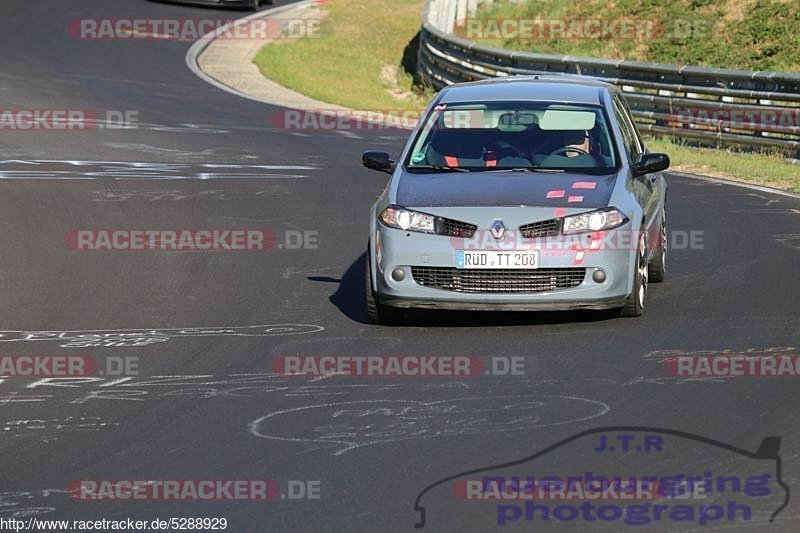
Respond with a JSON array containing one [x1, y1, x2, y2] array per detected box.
[[405, 101, 618, 173]]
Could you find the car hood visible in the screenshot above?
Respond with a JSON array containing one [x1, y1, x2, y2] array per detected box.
[[395, 171, 617, 208]]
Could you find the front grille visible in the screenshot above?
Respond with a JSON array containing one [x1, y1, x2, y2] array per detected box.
[[519, 218, 561, 238], [436, 217, 477, 238], [410, 267, 586, 293]]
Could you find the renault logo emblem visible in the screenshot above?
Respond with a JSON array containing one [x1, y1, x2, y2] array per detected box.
[[489, 219, 506, 239]]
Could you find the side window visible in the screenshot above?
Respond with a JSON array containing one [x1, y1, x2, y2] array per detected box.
[[617, 95, 646, 155], [612, 96, 642, 163]]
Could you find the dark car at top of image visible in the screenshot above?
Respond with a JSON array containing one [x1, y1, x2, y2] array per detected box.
[[150, 0, 271, 11], [362, 76, 670, 325]]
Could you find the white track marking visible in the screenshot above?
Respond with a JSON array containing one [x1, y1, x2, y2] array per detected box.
[[249, 395, 610, 456], [0, 324, 324, 348], [0, 159, 317, 180]]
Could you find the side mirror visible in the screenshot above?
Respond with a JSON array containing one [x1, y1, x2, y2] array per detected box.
[[362, 151, 395, 174], [634, 152, 670, 176]]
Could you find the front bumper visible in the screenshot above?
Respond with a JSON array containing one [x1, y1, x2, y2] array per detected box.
[[373, 218, 636, 312], [380, 295, 627, 311]]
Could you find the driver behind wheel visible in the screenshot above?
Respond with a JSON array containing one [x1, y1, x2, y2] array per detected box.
[[532, 128, 604, 167], [562, 130, 590, 156]]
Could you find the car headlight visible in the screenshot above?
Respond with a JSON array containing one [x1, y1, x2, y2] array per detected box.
[[379, 205, 435, 233], [562, 207, 628, 234]]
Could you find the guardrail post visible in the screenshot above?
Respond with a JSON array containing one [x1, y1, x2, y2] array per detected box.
[[444, 0, 457, 34], [455, 0, 468, 27]]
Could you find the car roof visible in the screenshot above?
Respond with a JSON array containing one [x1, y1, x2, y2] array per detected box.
[[436, 76, 616, 106]]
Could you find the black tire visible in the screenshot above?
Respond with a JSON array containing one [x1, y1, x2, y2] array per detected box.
[[365, 249, 405, 325], [621, 230, 648, 317], [648, 208, 666, 282]]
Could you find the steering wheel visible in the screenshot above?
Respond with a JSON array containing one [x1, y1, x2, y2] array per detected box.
[[487, 141, 522, 159], [485, 142, 536, 166], [544, 146, 591, 158]]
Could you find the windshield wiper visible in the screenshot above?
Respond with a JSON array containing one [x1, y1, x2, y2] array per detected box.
[[407, 165, 470, 173]]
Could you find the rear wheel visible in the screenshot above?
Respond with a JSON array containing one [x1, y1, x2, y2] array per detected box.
[[621, 231, 648, 317], [365, 248, 405, 325], [648, 209, 666, 282]]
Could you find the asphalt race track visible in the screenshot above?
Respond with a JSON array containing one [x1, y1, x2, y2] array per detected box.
[[0, 1, 799, 531]]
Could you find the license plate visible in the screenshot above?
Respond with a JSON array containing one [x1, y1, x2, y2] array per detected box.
[[456, 250, 539, 269]]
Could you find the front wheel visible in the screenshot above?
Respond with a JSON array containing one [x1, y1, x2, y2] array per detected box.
[[621, 231, 648, 317]]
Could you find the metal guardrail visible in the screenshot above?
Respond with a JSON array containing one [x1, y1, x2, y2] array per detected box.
[[417, 0, 800, 153]]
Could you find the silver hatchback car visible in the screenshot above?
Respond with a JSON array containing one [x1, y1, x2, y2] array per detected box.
[[363, 76, 669, 324]]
